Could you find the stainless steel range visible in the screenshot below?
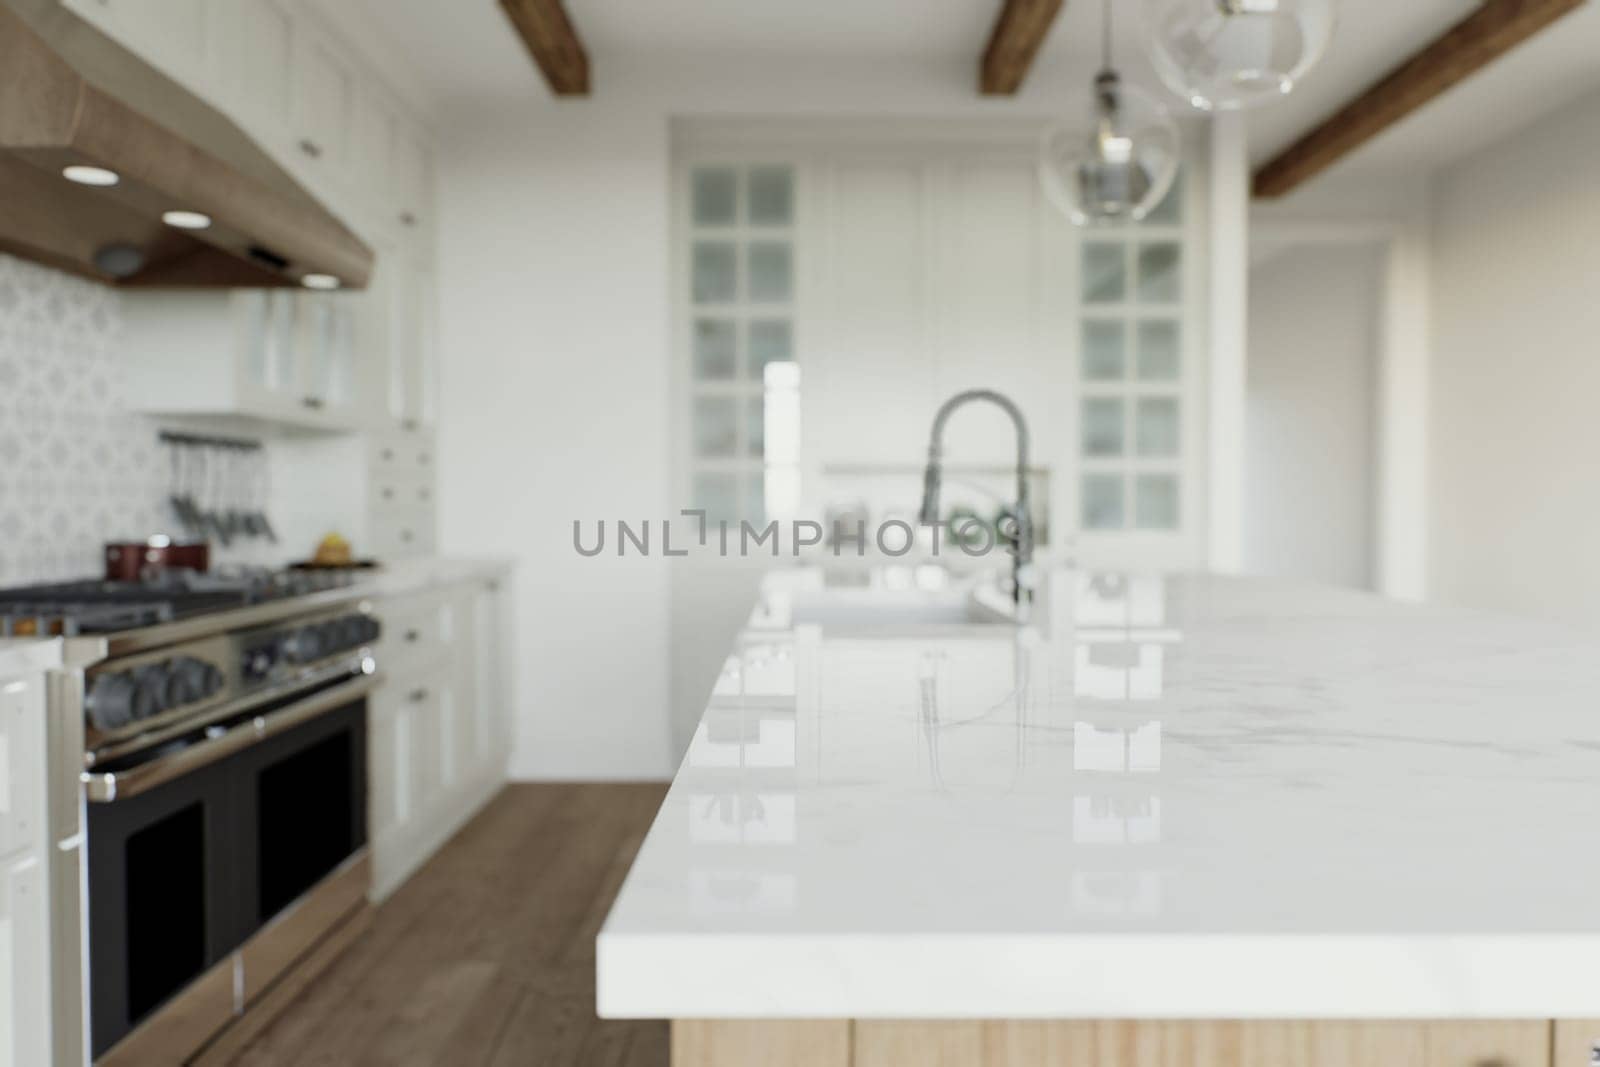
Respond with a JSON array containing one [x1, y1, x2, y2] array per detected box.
[[12, 570, 384, 1065]]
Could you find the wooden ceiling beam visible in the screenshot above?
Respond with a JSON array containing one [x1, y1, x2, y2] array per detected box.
[[1254, 0, 1585, 198], [980, 0, 1066, 95], [500, 0, 590, 97]]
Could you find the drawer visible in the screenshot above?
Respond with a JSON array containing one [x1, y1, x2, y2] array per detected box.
[[375, 591, 448, 658], [369, 431, 435, 479], [371, 507, 436, 561], [370, 477, 435, 513]]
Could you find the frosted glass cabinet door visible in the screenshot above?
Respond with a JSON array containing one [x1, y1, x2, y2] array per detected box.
[[299, 295, 357, 413], [240, 290, 298, 406]]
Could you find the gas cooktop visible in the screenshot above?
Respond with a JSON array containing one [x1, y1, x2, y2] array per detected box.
[[0, 568, 359, 637]]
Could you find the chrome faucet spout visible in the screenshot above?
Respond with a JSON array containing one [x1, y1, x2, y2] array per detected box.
[[919, 389, 1034, 609]]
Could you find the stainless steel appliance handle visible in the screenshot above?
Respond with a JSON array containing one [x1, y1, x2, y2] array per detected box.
[[82, 671, 382, 803]]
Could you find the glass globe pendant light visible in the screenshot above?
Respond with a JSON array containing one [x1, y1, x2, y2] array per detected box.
[[1039, 0, 1180, 226], [1143, 0, 1335, 110]]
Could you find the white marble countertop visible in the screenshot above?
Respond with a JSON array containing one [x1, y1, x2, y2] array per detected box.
[[598, 568, 1600, 1019]]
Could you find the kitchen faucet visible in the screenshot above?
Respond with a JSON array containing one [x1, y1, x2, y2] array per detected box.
[[918, 389, 1034, 614]]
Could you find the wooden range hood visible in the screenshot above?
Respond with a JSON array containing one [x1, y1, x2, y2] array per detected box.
[[0, 0, 372, 289]]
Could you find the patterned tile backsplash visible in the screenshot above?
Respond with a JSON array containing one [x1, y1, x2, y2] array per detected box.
[[0, 253, 168, 584]]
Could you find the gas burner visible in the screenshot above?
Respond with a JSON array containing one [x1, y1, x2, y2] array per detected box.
[[0, 568, 360, 636]]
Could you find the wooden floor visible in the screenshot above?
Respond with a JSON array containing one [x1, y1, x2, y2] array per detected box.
[[232, 783, 670, 1067]]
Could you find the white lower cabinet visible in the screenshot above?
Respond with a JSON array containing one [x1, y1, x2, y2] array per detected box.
[[0, 652, 65, 1067], [368, 575, 509, 899]]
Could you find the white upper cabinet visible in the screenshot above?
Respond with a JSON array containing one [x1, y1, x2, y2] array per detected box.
[[348, 86, 395, 207], [66, 0, 438, 437], [289, 31, 354, 176], [213, 0, 294, 138], [390, 118, 434, 239]]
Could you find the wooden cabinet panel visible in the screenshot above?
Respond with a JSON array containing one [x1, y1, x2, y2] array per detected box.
[[677, 1021, 1552, 1067], [988, 1020, 1247, 1066], [856, 1022, 981, 1066], [672, 1020, 850, 1067], [1554, 1021, 1600, 1066], [1426, 1022, 1549, 1066]]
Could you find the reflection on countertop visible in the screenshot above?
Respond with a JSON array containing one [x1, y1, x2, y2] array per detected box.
[[600, 565, 1600, 1018]]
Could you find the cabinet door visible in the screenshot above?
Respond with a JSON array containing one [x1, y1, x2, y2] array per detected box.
[[471, 583, 507, 769], [348, 87, 395, 207], [1554, 1021, 1600, 1065], [380, 250, 436, 430], [212, 0, 293, 139], [297, 294, 357, 415], [1, 853, 51, 1067], [411, 261, 439, 429], [389, 119, 433, 234], [237, 290, 299, 411], [290, 30, 353, 176], [406, 681, 445, 819]]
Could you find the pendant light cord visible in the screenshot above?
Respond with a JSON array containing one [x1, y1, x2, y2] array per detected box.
[[1101, 0, 1112, 72]]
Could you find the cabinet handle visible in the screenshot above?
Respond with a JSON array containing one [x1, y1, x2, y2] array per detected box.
[[402, 418, 420, 432], [400, 529, 413, 543], [381, 448, 395, 461], [299, 138, 323, 159], [302, 395, 325, 410], [381, 487, 394, 500], [399, 211, 418, 227], [409, 687, 427, 702], [404, 629, 420, 643]]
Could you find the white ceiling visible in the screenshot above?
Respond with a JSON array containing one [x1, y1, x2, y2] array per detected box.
[[316, 0, 1600, 190]]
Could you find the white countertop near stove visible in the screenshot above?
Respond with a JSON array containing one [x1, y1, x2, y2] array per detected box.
[[0, 636, 62, 676], [597, 568, 1600, 1019], [355, 555, 514, 598]]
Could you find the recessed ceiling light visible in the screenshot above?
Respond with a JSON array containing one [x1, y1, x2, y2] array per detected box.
[[301, 273, 340, 291], [62, 165, 120, 187], [162, 210, 212, 230]]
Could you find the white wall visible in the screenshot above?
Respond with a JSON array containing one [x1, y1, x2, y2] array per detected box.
[[1429, 86, 1600, 629], [435, 108, 675, 779], [1244, 243, 1382, 588]]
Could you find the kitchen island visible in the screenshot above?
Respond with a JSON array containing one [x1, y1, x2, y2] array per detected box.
[[598, 568, 1600, 1065]]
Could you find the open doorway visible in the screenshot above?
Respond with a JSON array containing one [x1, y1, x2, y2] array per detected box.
[[1244, 240, 1385, 590]]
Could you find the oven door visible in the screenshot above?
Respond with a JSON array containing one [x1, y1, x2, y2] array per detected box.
[[85, 671, 377, 1059], [230, 697, 367, 938], [85, 754, 238, 1057]]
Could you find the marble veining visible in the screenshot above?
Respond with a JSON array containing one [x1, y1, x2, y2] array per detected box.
[[598, 568, 1600, 1018]]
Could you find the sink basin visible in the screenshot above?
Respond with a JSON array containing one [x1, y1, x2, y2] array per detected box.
[[785, 584, 1018, 629]]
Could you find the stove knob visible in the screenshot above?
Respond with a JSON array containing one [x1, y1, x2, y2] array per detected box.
[[318, 620, 345, 652], [337, 615, 366, 649], [171, 658, 213, 704], [131, 665, 170, 721], [86, 672, 137, 732], [243, 647, 273, 681], [282, 625, 323, 664]]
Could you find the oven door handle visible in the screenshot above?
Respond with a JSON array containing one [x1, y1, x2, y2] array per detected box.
[[82, 672, 382, 803]]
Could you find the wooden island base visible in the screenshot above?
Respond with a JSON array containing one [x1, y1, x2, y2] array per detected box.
[[672, 1019, 1600, 1066]]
